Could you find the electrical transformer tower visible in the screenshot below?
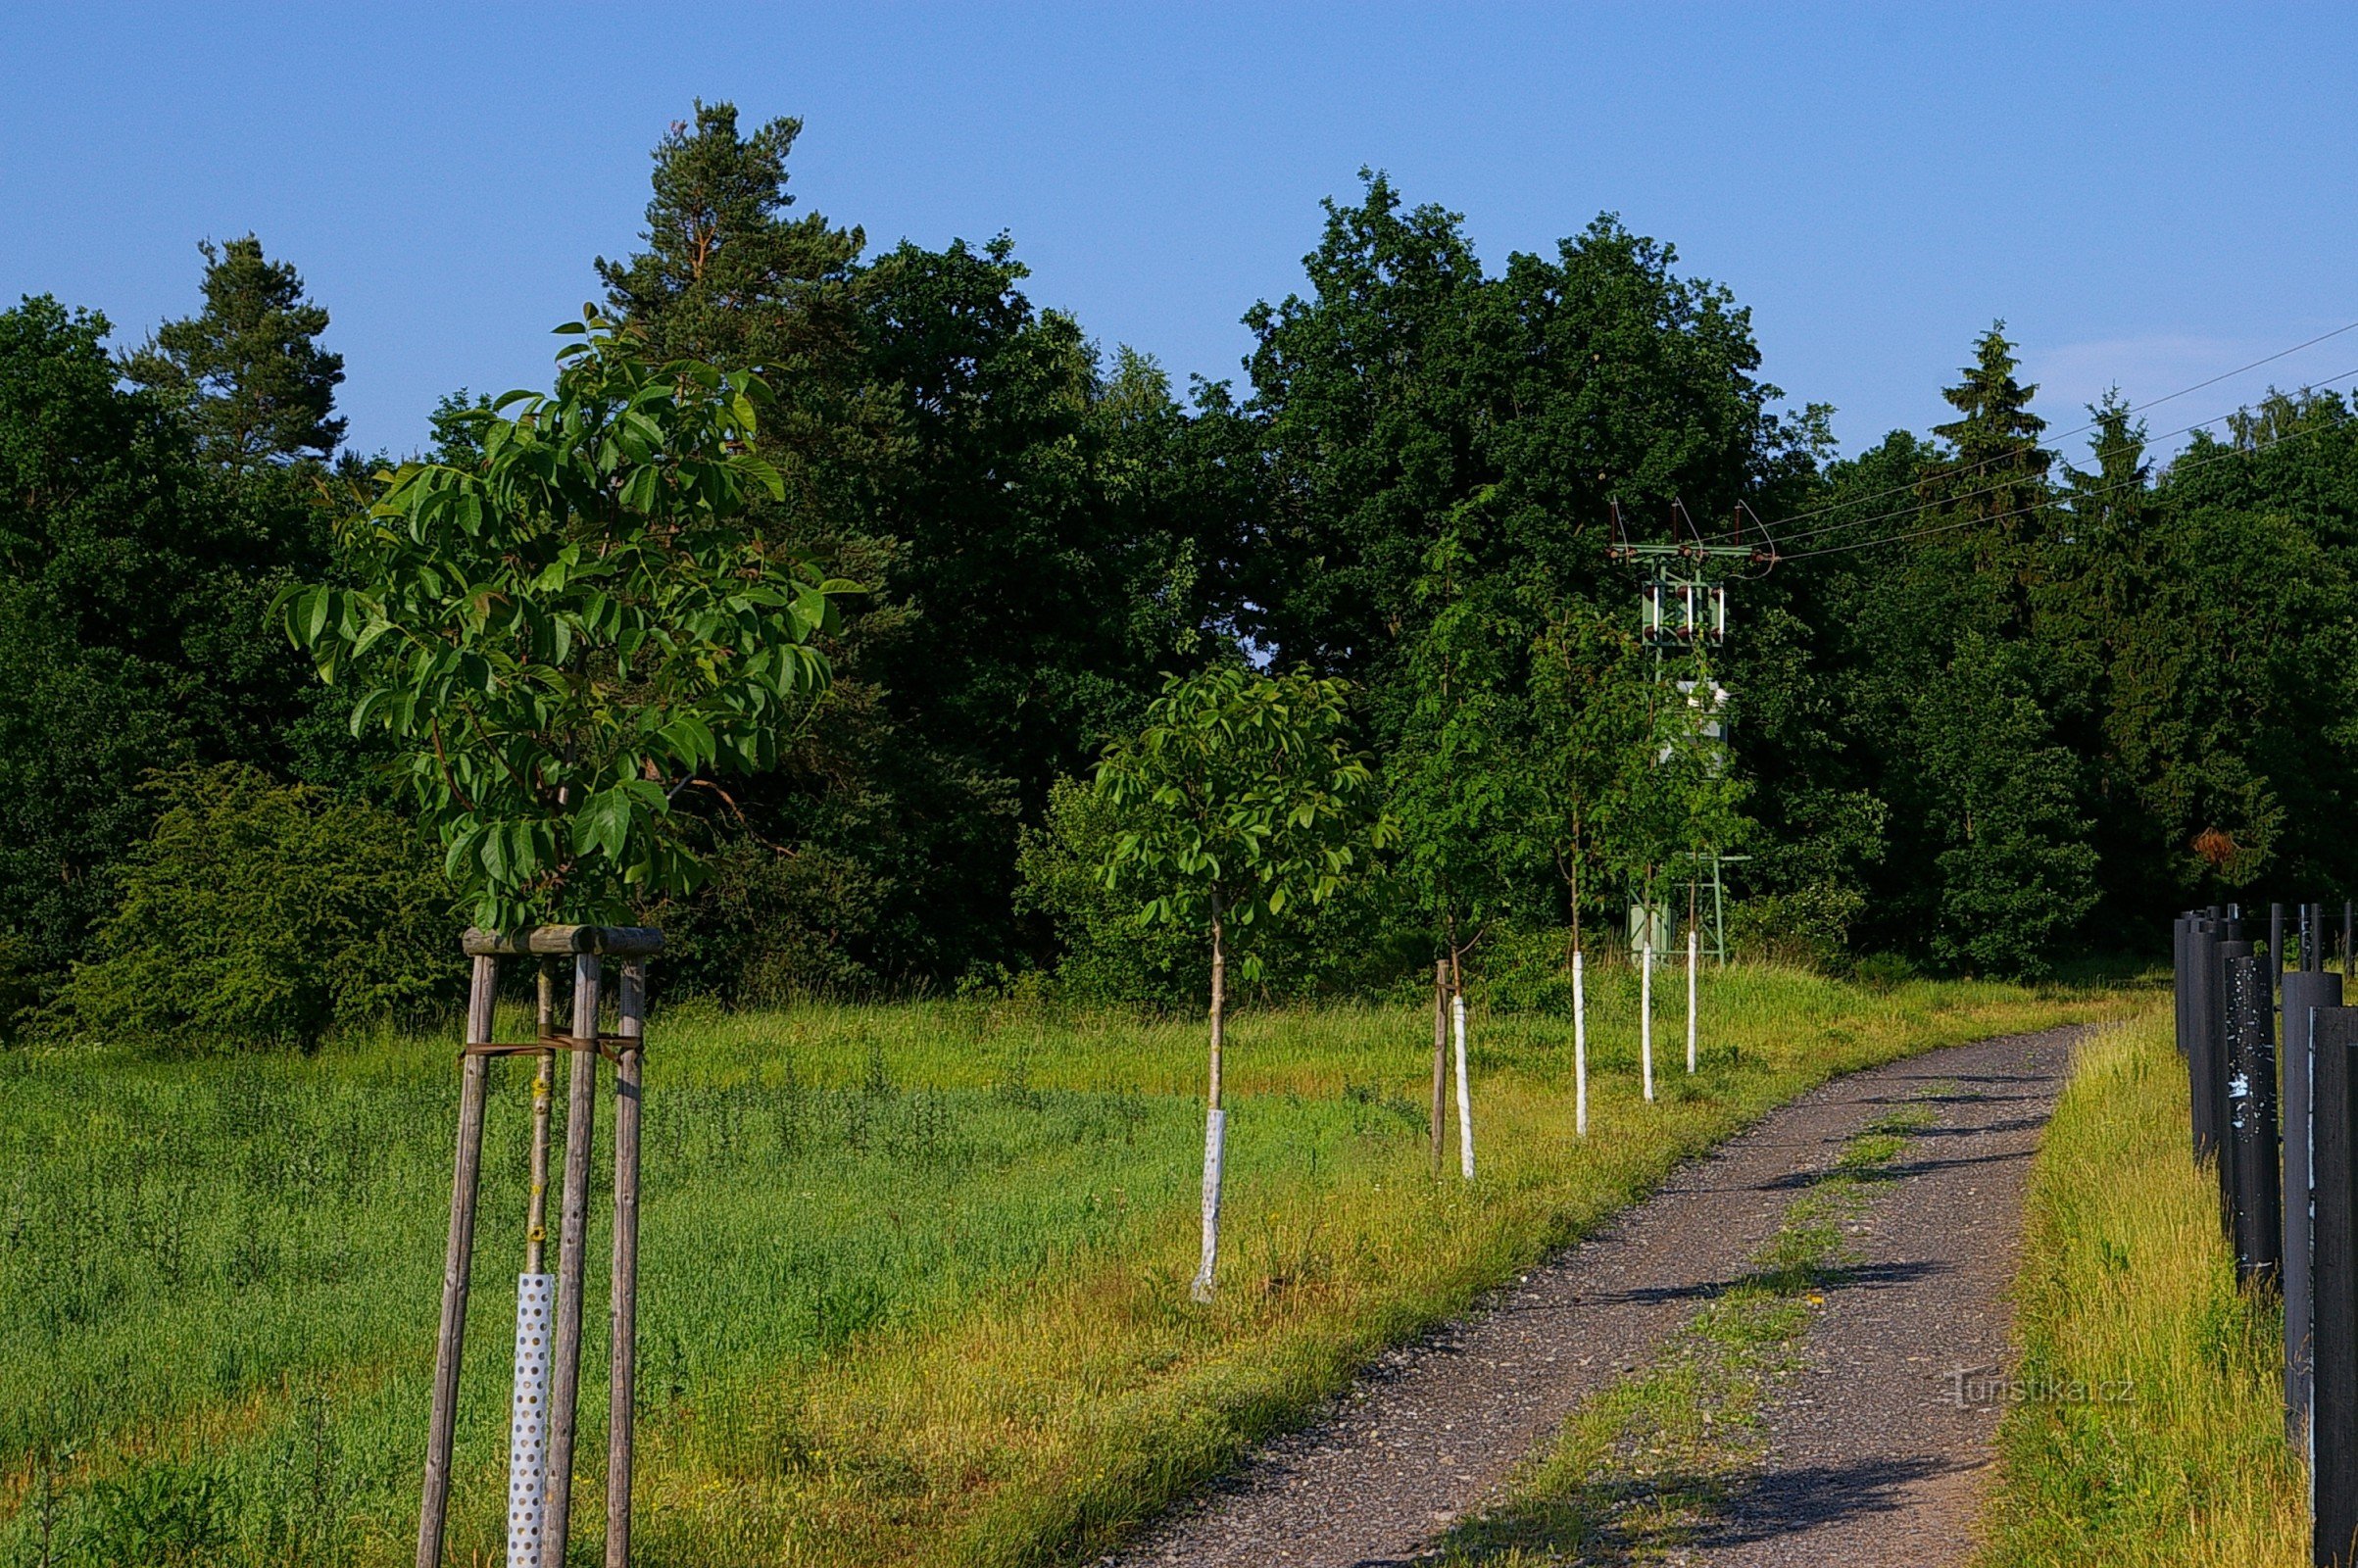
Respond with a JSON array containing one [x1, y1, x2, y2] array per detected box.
[[1608, 500, 1777, 963]]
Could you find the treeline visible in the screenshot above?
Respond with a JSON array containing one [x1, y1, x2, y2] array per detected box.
[[4, 101, 2353, 1038]]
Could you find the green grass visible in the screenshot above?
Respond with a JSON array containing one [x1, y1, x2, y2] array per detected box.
[[1426, 1087, 1943, 1563], [1977, 1006, 2307, 1566], [0, 964, 2119, 1566]]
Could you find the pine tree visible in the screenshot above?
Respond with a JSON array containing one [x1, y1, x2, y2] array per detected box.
[[596, 101, 864, 368], [123, 236, 344, 465]]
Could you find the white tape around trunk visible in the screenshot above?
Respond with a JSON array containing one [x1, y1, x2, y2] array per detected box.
[[1573, 951, 1589, 1138], [1687, 928, 1699, 1074], [1193, 1108, 1226, 1301], [1641, 945, 1656, 1102], [1452, 995, 1474, 1180], [507, 1272, 555, 1568]]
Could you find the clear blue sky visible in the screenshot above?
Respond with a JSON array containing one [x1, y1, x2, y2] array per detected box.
[[5, 3, 2353, 466]]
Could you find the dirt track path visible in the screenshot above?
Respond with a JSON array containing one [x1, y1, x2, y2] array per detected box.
[[1107, 1027, 2080, 1568]]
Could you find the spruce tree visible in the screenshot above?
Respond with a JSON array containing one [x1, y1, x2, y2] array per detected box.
[[123, 236, 344, 465], [1927, 322, 2052, 576]]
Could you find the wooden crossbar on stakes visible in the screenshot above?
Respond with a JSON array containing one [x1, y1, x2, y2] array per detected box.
[[417, 926, 661, 1568]]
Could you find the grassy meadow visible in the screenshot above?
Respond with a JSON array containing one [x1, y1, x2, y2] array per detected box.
[[0, 964, 2122, 1566], [1979, 1004, 2308, 1566]]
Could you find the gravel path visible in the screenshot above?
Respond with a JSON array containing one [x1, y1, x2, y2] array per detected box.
[[1686, 1027, 2072, 1566], [1107, 1027, 2082, 1568]]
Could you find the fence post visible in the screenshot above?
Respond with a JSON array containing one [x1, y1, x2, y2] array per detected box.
[[2228, 954, 2283, 1287], [2220, 936, 2251, 1240], [2176, 913, 2191, 1059], [2313, 1004, 2358, 1565], [2287, 970, 2342, 1447], [2188, 917, 2218, 1158], [2277, 903, 2289, 1008]]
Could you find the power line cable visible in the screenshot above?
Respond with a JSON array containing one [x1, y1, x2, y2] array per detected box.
[[1773, 363, 2358, 551], [1746, 316, 2358, 542], [1781, 400, 2345, 563]]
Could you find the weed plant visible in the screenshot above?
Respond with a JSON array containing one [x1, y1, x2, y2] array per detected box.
[[0, 965, 2114, 1565]]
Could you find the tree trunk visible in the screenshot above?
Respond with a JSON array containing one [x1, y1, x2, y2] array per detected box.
[[1430, 958, 1448, 1176], [1193, 897, 1227, 1302]]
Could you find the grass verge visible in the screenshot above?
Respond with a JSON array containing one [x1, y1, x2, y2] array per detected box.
[[0, 967, 2120, 1566], [1976, 1006, 2306, 1565]]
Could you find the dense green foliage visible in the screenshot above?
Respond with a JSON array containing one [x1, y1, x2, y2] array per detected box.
[[54, 765, 456, 1048], [6, 100, 2356, 1032], [283, 311, 853, 928]]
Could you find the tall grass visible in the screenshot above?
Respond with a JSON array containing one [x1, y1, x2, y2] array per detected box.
[[0, 965, 2115, 1566], [1979, 1006, 2307, 1566]]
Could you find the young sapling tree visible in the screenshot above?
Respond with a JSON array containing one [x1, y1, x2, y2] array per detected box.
[[1389, 518, 1540, 1177], [1097, 665, 1388, 1300], [281, 308, 856, 928]]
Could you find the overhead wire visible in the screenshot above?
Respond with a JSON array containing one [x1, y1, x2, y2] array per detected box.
[[1771, 361, 2358, 551], [1779, 396, 2347, 562], [1730, 316, 2358, 545]]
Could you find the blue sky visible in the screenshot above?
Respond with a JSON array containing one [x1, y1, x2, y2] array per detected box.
[[4, 3, 2353, 466]]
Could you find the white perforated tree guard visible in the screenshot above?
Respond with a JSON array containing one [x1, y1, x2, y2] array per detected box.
[[507, 1272, 554, 1568], [1452, 994, 1474, 1180], [1191, 1108, 1225, 1302]]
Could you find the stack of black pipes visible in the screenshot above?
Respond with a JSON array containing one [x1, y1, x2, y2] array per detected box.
[[2181, 901, 2353, 1564]]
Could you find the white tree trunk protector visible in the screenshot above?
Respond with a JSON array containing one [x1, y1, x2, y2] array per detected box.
[[1641, 944, 1656, 1102], [507, 1272, 554, 1568], [1452, 994, 1475, 1179], [1192, 1108, 1226, 1302], [1687, 928, 1699, 1074], [1573, 951, 1589, 1138]]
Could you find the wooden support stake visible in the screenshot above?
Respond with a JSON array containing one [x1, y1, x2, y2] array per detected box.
[[418, 955, 497, 1568], [540, 954, 602, 1568], [607, 961, 647, 1568]]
